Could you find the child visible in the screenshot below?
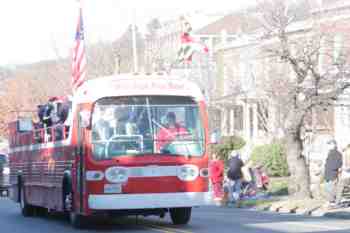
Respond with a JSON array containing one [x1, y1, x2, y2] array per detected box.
[[209, 153, 224, 201]]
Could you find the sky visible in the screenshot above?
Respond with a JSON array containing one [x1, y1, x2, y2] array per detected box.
[[0, 0, 257, 66]]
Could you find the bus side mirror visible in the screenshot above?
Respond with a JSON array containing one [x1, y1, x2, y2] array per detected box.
[[79, 110, 91, 129], [210, 131, 220, 144]]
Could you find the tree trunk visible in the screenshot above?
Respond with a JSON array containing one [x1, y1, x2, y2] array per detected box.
[[286, 131, 312, 199]]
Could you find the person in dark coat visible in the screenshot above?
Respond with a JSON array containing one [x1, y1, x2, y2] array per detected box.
[[324, 139, 343, 208], [37, 105, 45, 124], [227, 150, 244, 203], [42, 103, 54, 128], [335, 144, 350, 207]]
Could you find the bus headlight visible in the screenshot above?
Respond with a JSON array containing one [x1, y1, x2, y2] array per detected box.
[[2, 167, 9, 175], [177, 165, 199, 181], [105, 167, 129, 183]]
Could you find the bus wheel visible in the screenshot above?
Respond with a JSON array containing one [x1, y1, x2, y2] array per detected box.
[[20, 185, 34, 217], [68, 194, 87, 228], [70, 212, 87, 229], [170, 207, 192, 225], [35, 207, 48, 217]]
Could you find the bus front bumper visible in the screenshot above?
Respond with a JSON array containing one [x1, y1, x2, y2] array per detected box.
[[88, 192, 212, 210]]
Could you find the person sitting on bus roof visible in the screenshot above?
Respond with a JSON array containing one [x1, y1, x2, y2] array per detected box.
[[156, 112, 189, 153], [42, 103, 54, 128], [57, 100, 71, 124], [36, 105, 46, 127]]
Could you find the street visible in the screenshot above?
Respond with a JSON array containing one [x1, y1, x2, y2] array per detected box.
[[1, 197, 350, 233]]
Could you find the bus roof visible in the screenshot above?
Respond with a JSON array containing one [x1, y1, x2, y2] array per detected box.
[[74, 73, 205, 104]]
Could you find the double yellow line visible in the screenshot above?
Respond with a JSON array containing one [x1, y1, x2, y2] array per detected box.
[[143, 223, 193, 233]]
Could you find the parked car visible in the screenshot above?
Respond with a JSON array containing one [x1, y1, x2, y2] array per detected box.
[[0, 154, 9, 196]]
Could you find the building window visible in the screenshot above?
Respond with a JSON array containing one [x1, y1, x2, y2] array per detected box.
[[226, 37, 235, 43], [257, 102, 268, 132], [249, 107, 254, 138], [220, 109, 229, 136], [334, 33, 344, 65], [225, 109, 231, 135], [201, 37, 208, 43], [234, 106, 243, 131]]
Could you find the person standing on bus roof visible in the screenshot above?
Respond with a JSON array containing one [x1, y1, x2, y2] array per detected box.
[[156, 112, 188, 152]]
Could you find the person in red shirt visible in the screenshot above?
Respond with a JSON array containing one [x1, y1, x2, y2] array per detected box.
[[209, 153, 224, 200], [156, 112, 188, 152]]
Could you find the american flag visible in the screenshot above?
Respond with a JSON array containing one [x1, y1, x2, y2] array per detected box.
[[71, 7, 87, 91], [177, 33, 209, 63], [176, 17, 208, 63]]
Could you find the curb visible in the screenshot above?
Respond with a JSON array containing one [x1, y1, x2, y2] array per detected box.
[[259, 205, 350, 219], [216, 198, 350, 220], [248, 205, 350, 219], [323, 208, 350, 219], [324, 211, 350, 219]]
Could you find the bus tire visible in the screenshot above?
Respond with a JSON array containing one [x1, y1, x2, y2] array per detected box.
[[20, 184, 34, 217], [17, 176, 22, 202], [67, 185, 87, 228], [70, 212, 86, 229], [170, 207, 192, 225]]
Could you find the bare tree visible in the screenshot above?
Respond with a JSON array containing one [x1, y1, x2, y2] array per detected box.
[[257, 0, 350, 198], [0, 39, 119, 138], [144, 19, 162, 72], [86, 42, 115, 78], [113, 25, 145, 73], [144, 18, 179, 73]]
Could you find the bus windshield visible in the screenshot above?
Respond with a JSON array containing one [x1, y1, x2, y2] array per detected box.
[[91, 96, 205, 160], [0, 154, 7, 164]]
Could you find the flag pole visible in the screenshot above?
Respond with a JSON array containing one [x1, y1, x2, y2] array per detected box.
[[72, 0, 87, 92], [132, 8, 138, 73]]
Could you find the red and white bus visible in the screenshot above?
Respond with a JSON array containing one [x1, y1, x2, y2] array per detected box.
[[8, 73, 211, 228]]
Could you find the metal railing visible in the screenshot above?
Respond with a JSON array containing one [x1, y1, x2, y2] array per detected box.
[[12, 124, 70, 146]]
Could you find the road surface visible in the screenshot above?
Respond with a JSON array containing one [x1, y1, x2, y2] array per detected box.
[[1, 197, 350, 232]]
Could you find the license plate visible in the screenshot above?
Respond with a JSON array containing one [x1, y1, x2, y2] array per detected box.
[[104, 184, 122, 194]]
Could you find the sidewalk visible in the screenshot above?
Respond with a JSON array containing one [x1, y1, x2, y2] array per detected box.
[[253, 199, 350, 220], [212, 194, 350, 220]]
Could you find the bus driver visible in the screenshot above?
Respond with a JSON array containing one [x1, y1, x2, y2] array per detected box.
[[156, 112, 189, 152]]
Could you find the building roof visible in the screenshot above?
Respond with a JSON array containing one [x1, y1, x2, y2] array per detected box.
[[152, 12, 225, 38], [195, 1, 312, 36], [311, 0, 350, 13], [195, 12, 260, 35], [323, 0, 348, 7]]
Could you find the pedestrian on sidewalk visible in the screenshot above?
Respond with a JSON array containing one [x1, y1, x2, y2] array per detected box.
[[335, 144, 350, 207], [324, 139, 343, 208], [209, 152, 224, 201], [227, 150, 244, 205]]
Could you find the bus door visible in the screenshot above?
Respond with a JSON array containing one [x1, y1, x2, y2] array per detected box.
[[73, 105, 92, 214]]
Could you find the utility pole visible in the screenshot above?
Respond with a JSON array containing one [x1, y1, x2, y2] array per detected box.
[[132, 8, 138, 73]]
